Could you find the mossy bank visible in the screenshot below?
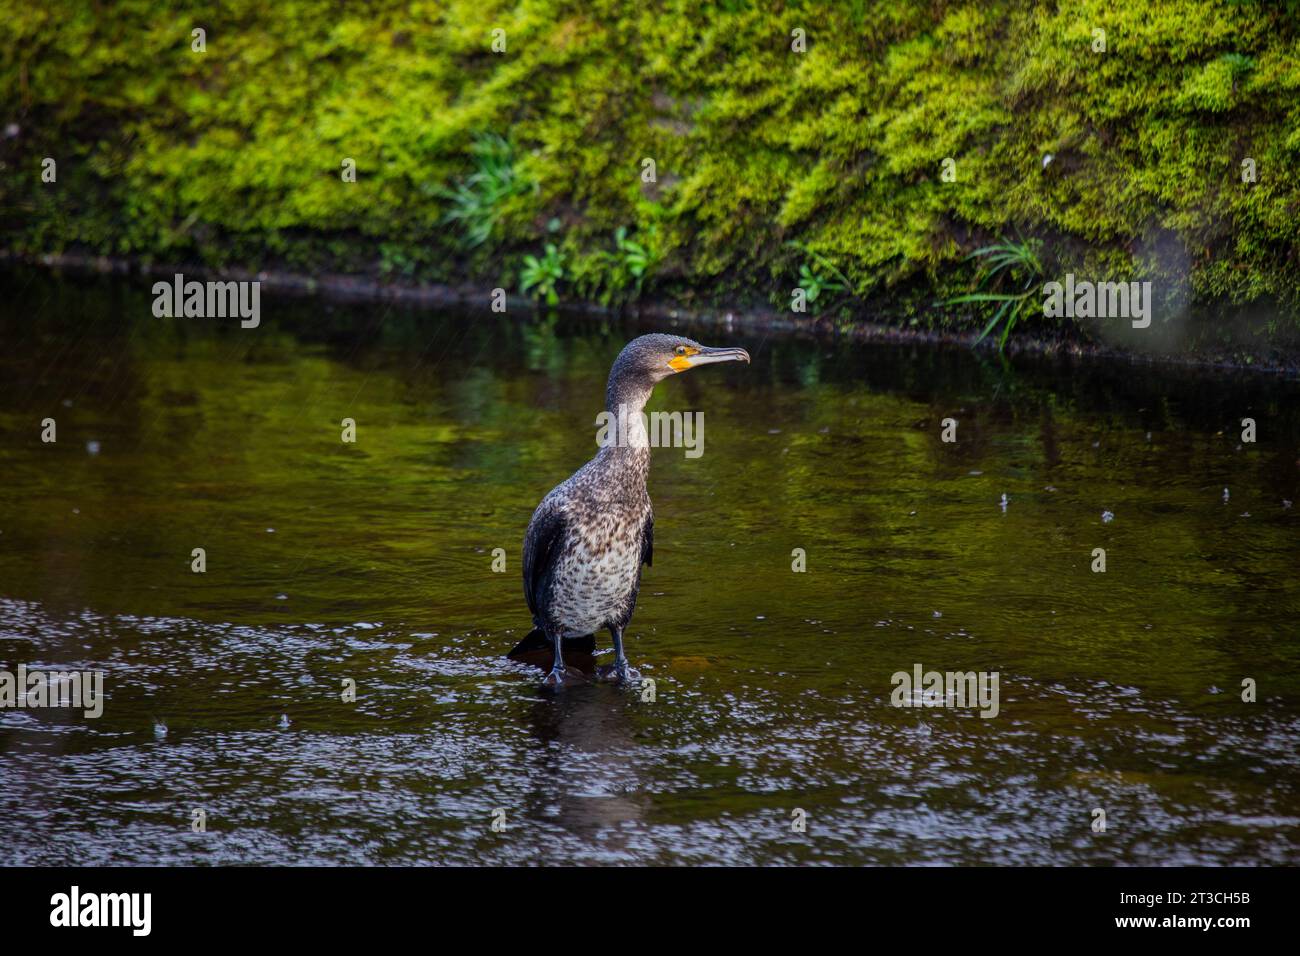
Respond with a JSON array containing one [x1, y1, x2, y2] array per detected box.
[[4, 1, 1300, 359]]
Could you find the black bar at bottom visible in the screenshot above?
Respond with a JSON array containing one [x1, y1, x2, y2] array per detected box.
[[1, 865, 1282, 941]]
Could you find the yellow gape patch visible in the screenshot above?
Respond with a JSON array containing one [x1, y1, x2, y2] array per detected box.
[[668, 347, 700, 371]]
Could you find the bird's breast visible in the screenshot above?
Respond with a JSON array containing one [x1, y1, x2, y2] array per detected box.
[[548, 504, 647, 636]]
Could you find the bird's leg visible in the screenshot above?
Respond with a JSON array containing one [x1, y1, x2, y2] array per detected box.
[[542, 629, 568, 687], [610, 626, 639, 684]]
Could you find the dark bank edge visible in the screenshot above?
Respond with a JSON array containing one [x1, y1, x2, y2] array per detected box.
[[6, 250, 1300, 378]]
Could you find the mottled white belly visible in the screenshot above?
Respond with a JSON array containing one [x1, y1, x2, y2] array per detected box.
[[549, 514, 642, 636]]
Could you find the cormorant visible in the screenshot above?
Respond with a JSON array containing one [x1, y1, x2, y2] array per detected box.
[[520, 333, 750, 686]]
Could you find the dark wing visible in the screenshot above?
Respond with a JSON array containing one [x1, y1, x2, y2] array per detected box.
[[640, 511, 653, 567], [522, 502, 568, 621]]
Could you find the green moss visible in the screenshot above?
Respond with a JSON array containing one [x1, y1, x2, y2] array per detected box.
[[3, 0, 1300, 341]]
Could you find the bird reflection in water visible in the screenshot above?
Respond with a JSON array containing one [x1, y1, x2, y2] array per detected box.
[[514, 669, 651, 845]]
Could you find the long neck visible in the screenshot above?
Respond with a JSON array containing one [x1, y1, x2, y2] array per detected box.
[[599, 373, 654, 474], [606, 369, 654, 417]]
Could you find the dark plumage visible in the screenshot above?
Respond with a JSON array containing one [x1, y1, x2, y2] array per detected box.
[[520, 333, 750, 685]]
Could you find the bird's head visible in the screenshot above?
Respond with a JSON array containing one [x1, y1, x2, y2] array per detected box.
[[606, 333, 750, 408]]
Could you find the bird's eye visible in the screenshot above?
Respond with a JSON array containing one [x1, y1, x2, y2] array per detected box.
[[675, 346, 686, 355]]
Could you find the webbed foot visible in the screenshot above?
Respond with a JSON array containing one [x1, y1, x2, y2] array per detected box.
[[542, 665, 585, 688], [596, 661, 641, 685]]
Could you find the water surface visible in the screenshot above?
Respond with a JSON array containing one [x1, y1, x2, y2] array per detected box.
[[1, 269, 1298, 865]]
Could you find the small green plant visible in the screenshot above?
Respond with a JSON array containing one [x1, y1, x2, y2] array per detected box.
[[614, 225, 658, 294], [788, 243, 853, 311], [436, 133, 532, 249], [945, 237, 1046, 351], [378, 242, 416, 277], [520, 243, 565, 305], [568, 225, 663, 305]]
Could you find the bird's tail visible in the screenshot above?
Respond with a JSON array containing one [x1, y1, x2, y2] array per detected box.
[[507, 627, 596, 658], [508, 627, 551, 656]]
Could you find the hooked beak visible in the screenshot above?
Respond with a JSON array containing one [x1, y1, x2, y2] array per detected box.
[[670, 345, 751, 371]]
